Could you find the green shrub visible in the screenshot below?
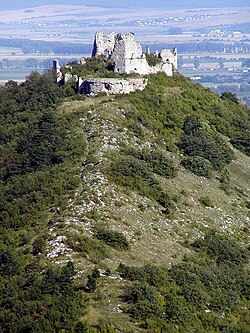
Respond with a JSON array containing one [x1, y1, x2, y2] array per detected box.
[[179, 117, 234, 170], [67, 234, 107, 262], [157, 192, 175, 214], [107, 154, 176, 213], [107, 155, 161, 198], [181, 156, 213, 177], [118, 263, 168, 287], [120, 231, 250, 331], [221, 92, 239, 104], [85, 268, 100, 293], [146, 54, 161, 67], [192, 230, 249, 265], [62, 56, 117, 79], [219, 167, 230, 183], [0, 72, 86, 229], [95, 228, 130, 250], [199, 195, 214, 208], [32, 234, 47, 255], [231, 131, 250, 156], [182, 115, 202, 135], [123, 282, 164, 320], [124, 73, 250, 156], [125, 147, 178, 178]]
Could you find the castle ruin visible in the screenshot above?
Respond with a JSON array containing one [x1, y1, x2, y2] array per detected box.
[[54, 32, 177, 95], [92, 32, 177, 76]]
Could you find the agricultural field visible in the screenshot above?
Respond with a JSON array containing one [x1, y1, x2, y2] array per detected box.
[[0, 46, 23, 58], [179, 54, 250, 105]]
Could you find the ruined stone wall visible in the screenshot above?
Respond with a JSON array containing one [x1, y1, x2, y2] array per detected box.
[[149, 62, 173, 76], [123, 58, 150, 75], [92, 31, 177, 76], [78, 77, 148, 95], [92, 32, 116, 57], [53, 31, 177, 96], [159, 48, 177, 70], [110, 32, 147, 75]]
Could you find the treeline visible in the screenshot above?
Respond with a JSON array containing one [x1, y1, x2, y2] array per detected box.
[[0, 71, 86, 229], [0, 38, 92, 55], [0, 71, 88, 332], [1, 37, 249, 56]]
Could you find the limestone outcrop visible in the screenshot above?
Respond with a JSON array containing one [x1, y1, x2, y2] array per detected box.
[[78, 77, 148, 95]]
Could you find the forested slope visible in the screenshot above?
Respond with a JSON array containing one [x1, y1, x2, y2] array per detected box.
[[0, 71, 249, 332]]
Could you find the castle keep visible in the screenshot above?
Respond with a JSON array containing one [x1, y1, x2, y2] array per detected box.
[[54, 32, 177, 95]]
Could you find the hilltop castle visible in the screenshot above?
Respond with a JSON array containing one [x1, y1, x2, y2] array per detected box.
[[92, 32, 177, 76], [54, 32, 177, 95]]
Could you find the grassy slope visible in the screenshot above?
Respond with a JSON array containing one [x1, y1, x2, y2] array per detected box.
[[47, 75, 250, 331]]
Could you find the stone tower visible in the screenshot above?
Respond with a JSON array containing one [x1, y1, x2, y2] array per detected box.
[[92, 32, 116, 57], [53, 59, 63, 83]]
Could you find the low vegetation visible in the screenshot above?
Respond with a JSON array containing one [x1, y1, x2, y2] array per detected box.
[[107, 154, 175, 214], [61, 56, 118, 79], [95, 228, 130, 250], [145, 53, 162, 67], [126, 73, 250, 157], [181, 156, 213, 177], [120, 231, 250, 332]]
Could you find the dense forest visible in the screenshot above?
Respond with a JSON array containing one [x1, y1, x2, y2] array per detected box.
[[0, 67, 249, 332], [0, 71, 88, 332]]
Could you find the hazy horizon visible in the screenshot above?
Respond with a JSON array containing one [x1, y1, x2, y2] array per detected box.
[[1, 0, 250, 10]]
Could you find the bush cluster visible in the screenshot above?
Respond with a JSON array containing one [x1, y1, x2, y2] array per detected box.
[[0, 72, 87, 332], [181, 156, 213, 177], [95, 228, 130, 250], [126, 73, 250, 156], [179, 115, 234, 171], [0, 260, 86, 333], [61, 56, 118, 79], [124, 147, 178, 178], [120, 231, 250, 332], [145, 53, 162, 67], [199, 195, 214, 208], [0, 72, 86, 229], [107, 155, 174, 214]]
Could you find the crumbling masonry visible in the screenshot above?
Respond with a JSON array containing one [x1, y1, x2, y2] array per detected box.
[[54, 32, 177, 95], [92, 32, 177, 76]]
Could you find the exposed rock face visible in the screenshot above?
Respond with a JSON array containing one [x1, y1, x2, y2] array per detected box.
[[78, 77, 148, 95], [92, 32, 177, 76]]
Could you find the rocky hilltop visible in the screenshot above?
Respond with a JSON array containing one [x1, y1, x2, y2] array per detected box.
[[0, 70, 249, 332], [53, 31, 177, 96]]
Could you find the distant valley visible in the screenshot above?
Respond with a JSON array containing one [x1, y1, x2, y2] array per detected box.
[[0, 4, 249, 103]]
